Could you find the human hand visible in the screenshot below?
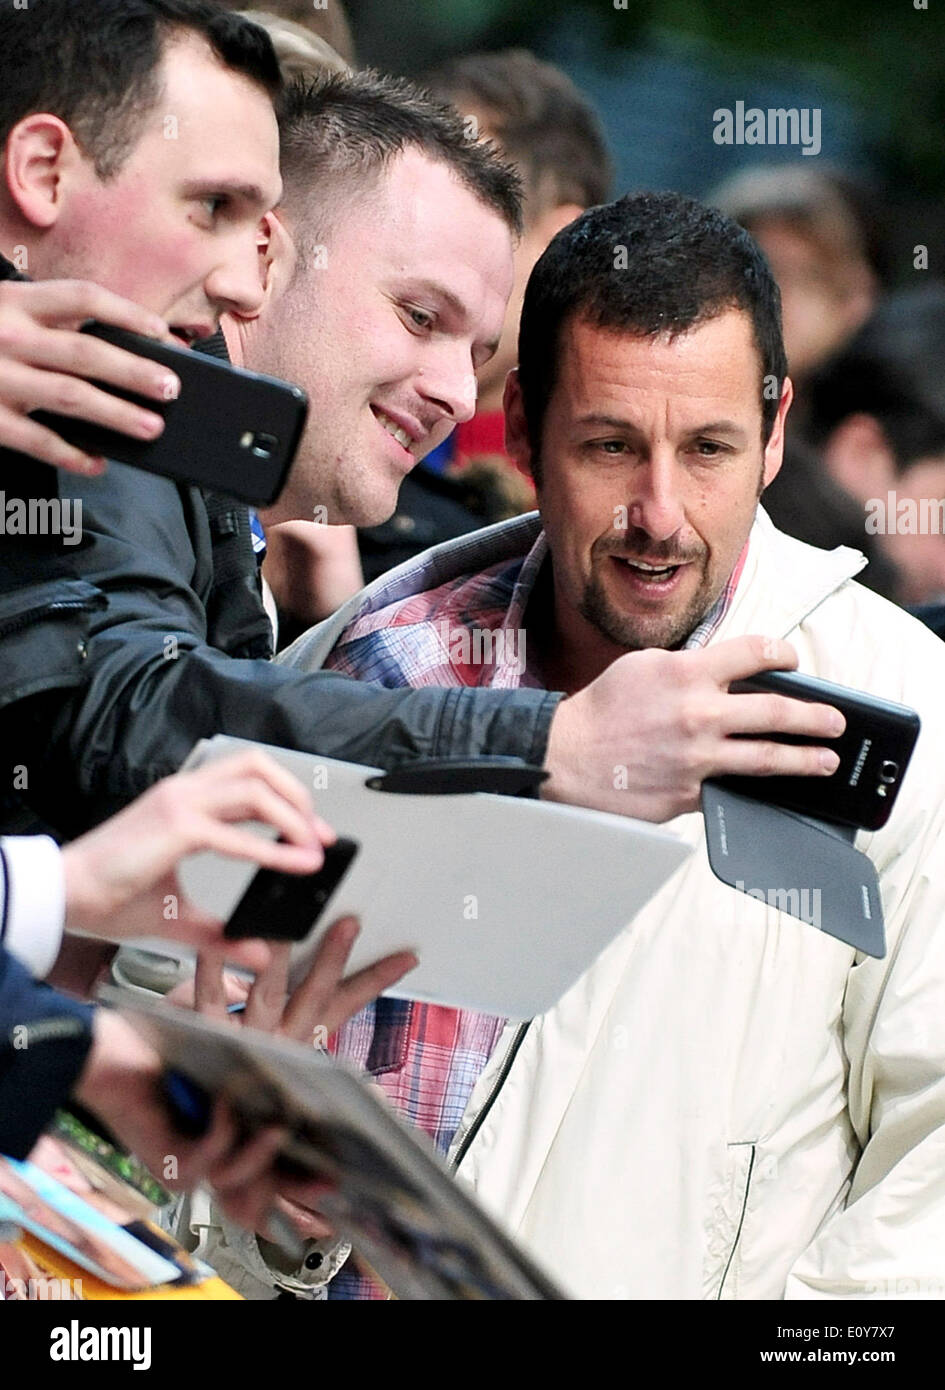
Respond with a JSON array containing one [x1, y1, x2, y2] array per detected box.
[[62, 750, 335, 973], [0, 277, 178, 475], [543, 635, 846, 822], [175, 915, 417, 1043], [72, 1008, 330, 1237], [172, 916, 417, 1243]]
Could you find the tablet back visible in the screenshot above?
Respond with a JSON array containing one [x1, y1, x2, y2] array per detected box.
[[160, 736, 691, 1019]]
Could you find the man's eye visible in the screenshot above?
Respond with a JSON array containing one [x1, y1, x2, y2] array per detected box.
[[693, 440, 724, 457], [404, 305, 434, 331], [201, 196, 227, 218], [596, 439, 627, 455]]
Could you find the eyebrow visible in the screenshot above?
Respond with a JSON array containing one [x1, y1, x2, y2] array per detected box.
[[575, 413, 748, 439], [402, 277, 501, 359], [686, 419, 747, 438]]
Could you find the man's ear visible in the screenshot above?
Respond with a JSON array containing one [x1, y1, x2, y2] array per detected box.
[[503, 369, 535, 476], [223, 211, 298, 362], [823, 413, 897, 504], [253, 210, 298, 308], [4, 114, 78, 229], [760, 375, 794, 491]]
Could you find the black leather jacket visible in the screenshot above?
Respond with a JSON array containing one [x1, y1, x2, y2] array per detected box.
[[0, 255, 560, 836]]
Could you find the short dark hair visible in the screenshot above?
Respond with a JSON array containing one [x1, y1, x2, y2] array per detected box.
[[518, 190, 787, 475], [0, 0, 282, 179], [425, 48, 613, 215], [277, 69, 523, 251], [806, 284, 945, 472]]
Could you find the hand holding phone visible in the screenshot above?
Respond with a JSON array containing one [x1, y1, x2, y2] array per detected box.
[[32, 322, 308, 506], [0, 278, 178, 475], [718, 669, 920, 829]]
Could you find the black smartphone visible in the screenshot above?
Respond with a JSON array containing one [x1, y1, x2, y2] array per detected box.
[[223, 837, 360, 942], [32, 322, 308, 507], [718, 669, 920, 830]]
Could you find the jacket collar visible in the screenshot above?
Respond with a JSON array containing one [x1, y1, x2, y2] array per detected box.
[[281, 506, 867, 673], [717, 506, 866, 643]]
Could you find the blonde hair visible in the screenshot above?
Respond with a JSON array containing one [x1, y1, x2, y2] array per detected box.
[[236, 11, 349, 80]]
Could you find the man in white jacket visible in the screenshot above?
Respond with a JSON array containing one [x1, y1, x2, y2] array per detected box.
[[278, 190, 945, 1300]]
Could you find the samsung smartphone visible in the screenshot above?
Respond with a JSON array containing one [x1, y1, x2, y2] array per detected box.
[[718, 670, 920, 830], [32, 322, 308, 507], [223, 837, 360, 943]]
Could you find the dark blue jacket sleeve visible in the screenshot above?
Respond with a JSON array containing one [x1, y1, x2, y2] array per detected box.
[[0, 946, 94, 1159]]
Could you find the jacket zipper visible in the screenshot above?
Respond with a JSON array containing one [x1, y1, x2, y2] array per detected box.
[[0, 597, 96, 640], [451, 1020, 530, 1172]]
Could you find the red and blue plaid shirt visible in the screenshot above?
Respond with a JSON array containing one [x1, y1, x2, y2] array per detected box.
[[325, 523, 747, 1298]]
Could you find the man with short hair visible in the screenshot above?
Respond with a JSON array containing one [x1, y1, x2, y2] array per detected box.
[[339, 50, 615, 590], [0, 37, 839, 845], [284, 191, 945, 1300]]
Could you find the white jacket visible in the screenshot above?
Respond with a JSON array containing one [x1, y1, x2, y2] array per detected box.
[[275, 509, 945, 1299]]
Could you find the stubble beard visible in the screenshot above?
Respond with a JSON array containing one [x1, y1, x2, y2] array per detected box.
[[578, 558, 718, 652]]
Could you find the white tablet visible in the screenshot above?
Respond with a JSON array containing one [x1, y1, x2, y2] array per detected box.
[[132, 736, 690, 1020]]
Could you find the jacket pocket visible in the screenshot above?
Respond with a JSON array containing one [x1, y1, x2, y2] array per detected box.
[[0, 579, 105, 709], [703, 1142, 756, 1300]]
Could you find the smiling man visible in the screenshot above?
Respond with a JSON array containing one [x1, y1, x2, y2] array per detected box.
[[228, 74, 516, 529], [282, 191, 945, 1300]]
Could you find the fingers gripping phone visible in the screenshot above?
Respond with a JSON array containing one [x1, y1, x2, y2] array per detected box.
[[32, 322, 308, 507], [718, 669, 920, 831], [223, 837, 360, 943]]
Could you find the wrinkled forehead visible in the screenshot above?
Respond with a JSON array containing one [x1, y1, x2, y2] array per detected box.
[[550, 310, 769, 417]]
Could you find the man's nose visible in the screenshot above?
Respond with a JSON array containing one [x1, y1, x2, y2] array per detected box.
[[418, 347, 478, 426], [204, 233, 267, 319], [625, 452, 687, 542]]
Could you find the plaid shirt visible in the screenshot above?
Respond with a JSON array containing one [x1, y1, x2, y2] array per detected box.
[[325, 524, 747, 1298]]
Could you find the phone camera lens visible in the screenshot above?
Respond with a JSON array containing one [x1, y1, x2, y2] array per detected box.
[[879, 760, 899, 784]]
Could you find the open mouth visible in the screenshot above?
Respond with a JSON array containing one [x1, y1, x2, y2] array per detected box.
[[169, 325, 215, 349], [613, 557, 685, 584], [371, 405, 414, 452]]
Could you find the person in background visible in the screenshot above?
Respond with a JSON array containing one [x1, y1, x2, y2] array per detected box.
[[231, 8, 358, 637], [710, 164, 885, 389], [238, 0, 356, 66], [803, 284, 945, 611], [235, 10, 349, 79], [710, 165, 894, 594]]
